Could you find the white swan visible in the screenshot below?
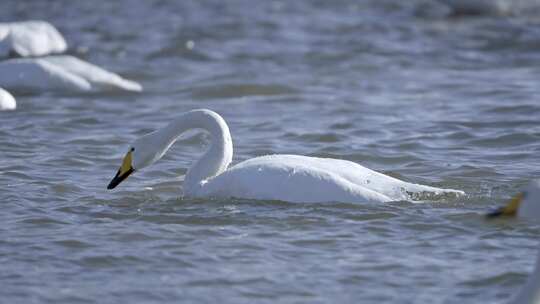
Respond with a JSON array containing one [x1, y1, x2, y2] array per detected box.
[[485, 180, 540, 304], [0, 87, 16, 110], [0, 55, 142, 93], [487, 180, 540, 220], [0, 20, 67, 57], [107, 109, 464, 203], [486, 181, 540, 303]]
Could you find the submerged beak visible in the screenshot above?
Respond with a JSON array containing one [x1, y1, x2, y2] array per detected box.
[[107, 150, 135, 190], [486, 192, 523, 218]]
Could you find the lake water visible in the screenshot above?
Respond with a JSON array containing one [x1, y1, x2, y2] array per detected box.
[[2, 0, 540, 303]]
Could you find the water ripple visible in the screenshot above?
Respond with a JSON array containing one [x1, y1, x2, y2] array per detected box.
[[2, 0, 540, 303]]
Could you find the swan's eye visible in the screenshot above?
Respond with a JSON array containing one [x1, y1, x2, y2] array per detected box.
[[130, 147, 135, 152]]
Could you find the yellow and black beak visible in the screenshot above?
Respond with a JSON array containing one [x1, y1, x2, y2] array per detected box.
[[486, 193, 523, 218], [107, 150, 135, 190]]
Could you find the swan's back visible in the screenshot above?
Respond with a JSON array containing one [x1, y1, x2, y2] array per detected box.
[[0, 56, 142, 93], [0, 58, 91, 92], [0, 21, 67, 57], [197, 155, 463, 203], [42, 56, 142, 92]]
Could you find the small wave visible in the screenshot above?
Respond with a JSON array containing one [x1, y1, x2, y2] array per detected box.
[[192, 83, 298, 99], [416, 0, 540, 18], [77, 255, 145, 268], [18, 216, 69, 226], [459, 271, 525, 287], [284, 132, 346, 143], [469, 133, 539, 148], [440, 0, 511, 17], [53, 239, 94, 249]]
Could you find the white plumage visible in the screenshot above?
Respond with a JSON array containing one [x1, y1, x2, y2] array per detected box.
[[0, 87, 16, 111], [0, 55, 142, 93], [0, 20, 67, 57]]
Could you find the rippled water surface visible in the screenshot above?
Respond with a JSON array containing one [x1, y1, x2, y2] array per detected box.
[[2, 0, 540, 303]]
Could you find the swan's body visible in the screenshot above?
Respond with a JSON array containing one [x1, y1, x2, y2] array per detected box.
[[194, 154, 460, 203], [0, 21, 67, 58], [0, 55, 141, 93], [108, 109, 464, 203], [0, 87, 16, 111]]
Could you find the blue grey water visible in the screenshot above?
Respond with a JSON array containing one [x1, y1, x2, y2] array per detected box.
[[2, 0, 540, 303]]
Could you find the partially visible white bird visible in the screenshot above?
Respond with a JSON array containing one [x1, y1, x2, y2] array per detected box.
[[0, 87, 16, 111], [487, 180, 540, 220], [0, 20, 67, 58], [0, 55, 142, 93], [107, 109, 464, 203], [487, 180, 540, 303], [509, 246, 540, 304]]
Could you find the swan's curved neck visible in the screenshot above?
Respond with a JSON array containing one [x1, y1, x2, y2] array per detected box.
[[154, 110, 233, 195]]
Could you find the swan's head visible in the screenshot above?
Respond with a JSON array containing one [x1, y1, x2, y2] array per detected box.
[[107, 132, 166, 189], [487, 180, 540, 220]]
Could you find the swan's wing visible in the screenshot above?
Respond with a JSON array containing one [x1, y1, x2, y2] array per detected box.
[[198, 156, 392, 203], [286, 155, 465, 200], [0, 58, 91, 92], [42, 56, 142, 92], [1, 21, 67, 57]]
